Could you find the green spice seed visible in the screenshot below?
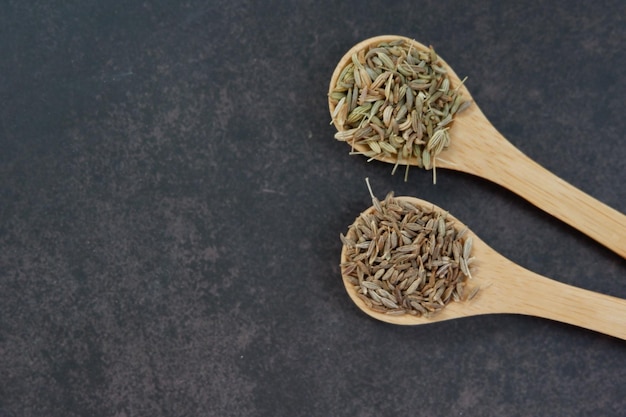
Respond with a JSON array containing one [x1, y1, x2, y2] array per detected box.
[[330, 39, 470, 175]]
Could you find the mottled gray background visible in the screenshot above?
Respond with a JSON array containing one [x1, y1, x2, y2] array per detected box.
[[1, 1, 625, 416]]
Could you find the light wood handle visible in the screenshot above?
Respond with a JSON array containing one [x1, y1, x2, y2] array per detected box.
[[448, 106, 626, 258], [487, 258, 626, 339]]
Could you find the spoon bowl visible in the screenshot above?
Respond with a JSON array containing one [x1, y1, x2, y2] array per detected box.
[[341, 196, 626, 339], [329, 35, 626, 258]]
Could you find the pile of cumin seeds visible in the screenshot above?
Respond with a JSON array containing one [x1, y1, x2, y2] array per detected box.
[[340, 192, 475, 317], [329, 39, 470, 173]]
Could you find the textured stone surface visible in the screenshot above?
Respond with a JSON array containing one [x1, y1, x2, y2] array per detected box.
[[1, 1, 625, 416]]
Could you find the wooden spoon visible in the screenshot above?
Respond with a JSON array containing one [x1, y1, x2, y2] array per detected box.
[[341, 196, 626, 340], [329, 35, 626, 258]]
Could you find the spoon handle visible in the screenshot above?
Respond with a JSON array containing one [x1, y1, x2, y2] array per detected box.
[[451, 106, 626, 258], [483, 255, 626, 340]]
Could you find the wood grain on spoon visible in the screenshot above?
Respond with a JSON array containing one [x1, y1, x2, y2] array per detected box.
[[341, 197, 626, 340], [329, 35, 626, 258]]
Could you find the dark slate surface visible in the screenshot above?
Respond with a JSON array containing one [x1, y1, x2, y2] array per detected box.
[[1, 1, 625, 416]]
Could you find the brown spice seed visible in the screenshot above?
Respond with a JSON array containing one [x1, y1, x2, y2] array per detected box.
[[341, 192, 474, 316]]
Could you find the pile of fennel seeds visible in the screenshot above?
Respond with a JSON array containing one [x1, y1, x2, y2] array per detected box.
[[340, 191, 475, 317], [329, 39, 470, 178]]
